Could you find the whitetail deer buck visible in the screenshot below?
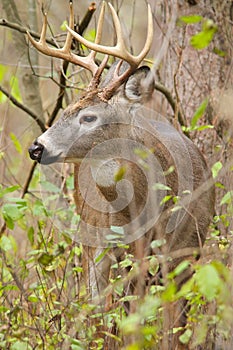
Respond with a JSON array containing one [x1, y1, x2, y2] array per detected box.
[[28, 2, 215, 348]]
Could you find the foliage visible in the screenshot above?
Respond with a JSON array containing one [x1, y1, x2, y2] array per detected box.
[[0, 1, 233, 349], [0, 166, 233, 348], [179, 15, 218, 50], [0, 64, 22, 103]]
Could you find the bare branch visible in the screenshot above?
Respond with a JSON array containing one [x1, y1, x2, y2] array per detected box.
[[0, 85, 46, 132], [0, 18, 56, 47], [47, 60, 69, 127], [78, 2, 96, 35], [21, 161, 37, 197], [154, 82, 187, 128]]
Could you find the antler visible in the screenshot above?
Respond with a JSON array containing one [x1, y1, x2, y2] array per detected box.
[[27, 1, 106, 76], [66, 2, 153, 99], [27, 1, 153, 100], [67, 3, 153, 70]]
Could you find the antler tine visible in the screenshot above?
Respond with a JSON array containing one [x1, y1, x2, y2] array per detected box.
[[27, 12, 49, 49], [106, 3, 126, 58], [86, 2, 109, 90], [66, 3, 153, 69], [27, 1, 99, 75], [88, 2, 107, 62], [63, 1, 74, 52], [95, 1, 106, 45], [107, 2, 153, 66]]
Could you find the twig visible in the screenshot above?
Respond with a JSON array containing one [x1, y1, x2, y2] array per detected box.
[[21, 161, 37, 197], [0, 223, 6, 237], [173, 27, 186, 129], [0, 18, 56, 47], [154, 81, 187, 128], [0, 85, 46, 132], [47, 60, 69, 127], [78, 2, 96, 35]]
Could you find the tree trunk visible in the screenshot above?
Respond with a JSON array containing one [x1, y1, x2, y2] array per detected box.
[[2, 0, 44, 134]]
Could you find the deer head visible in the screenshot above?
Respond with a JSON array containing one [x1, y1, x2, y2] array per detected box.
[[28, 1, 154, 163]]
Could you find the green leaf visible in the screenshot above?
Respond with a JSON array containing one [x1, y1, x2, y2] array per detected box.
[[194, 124, 214, 131], [220, 191, 233, 206], [0, 65, 8, 104], [148, 256, 159, 276], [84, 28, 96, 42], [66, 174, 74, 190], [211, 161, 222, 179], [9, 197, 27, 208], [27, 294, 39, 302], [179, 15, 202, 24], [168, 260, 190, 279], [32, 200, 47, 216], [27, 226, 34, 245], [120, 313, 140, 334], [0, 91, 7, 104], [215, 182, 225, 189], [122, 345, 140, 350], [190, 99, 208, 129], [177, 277, 194, 298], [120, 257, 133, 268], [194, 264, 221, 301], [160, 195, 173, 205], [152, 183, 171, 191], [94, 248, 110, 263], [60, 20, 68, 31], [10, 76, 22, 103], [164, 165, 175, 176], [0, 185, 20, 198], [9, 132, 22, 154], [0, 236, 13, 251], [0, 235, 17, 252], [2, 213, 14, 229], [71, 343, 85, 350], [170, 205, 182, 213], [114, 165, 126, 182], [40, 180, 61, 193], [179, 329, 193, 344], [0, 64, 8, 81], [134, 148, 152, 159], [211, 260, 229, 281], [162, 281, 177, 302], [213, 47, 226, 57], [190, 20, 217, 50], [151, 239, 166, 249], [11, 341, 32, 350], [2, 203, 23, 221], [38, 253, 54, 266], [110, 226, 124, 235]]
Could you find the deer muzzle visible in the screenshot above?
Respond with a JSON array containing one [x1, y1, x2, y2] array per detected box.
[[28, 140, 44, 162], [28, 140, 61, 164]]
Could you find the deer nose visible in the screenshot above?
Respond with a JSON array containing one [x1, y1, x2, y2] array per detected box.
[[28, 140, 44, 162]]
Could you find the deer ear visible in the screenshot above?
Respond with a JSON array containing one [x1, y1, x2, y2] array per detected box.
[[124, 66, 154, 103]]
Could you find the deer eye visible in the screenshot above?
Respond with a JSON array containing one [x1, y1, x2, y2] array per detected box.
[[80, 115, 97, 124]]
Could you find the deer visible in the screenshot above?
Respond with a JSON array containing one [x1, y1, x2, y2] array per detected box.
[[28, 2, 215, 349]]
